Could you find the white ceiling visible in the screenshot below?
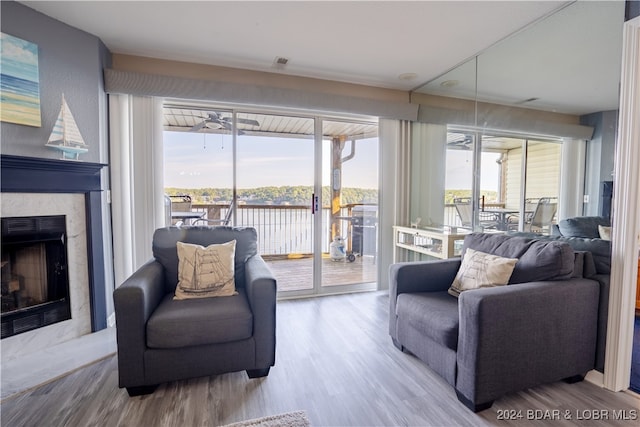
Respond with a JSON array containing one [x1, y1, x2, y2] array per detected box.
[[21, 1, 624, 115], [416, 0, 625, 115]]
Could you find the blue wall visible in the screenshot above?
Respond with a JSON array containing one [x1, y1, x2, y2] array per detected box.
[[0, 2, 110, 163]]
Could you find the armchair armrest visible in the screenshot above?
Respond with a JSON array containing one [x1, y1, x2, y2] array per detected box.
[[455, 279, 599, 407], [113, 259, 166, 387], [244, 255, 277, 368], [388, 258, 461, 339]]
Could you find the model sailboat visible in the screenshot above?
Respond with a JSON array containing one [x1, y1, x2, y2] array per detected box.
[[45, 94, 88, 160]]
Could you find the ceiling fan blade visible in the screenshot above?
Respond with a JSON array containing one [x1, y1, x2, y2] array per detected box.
[[189, 121, 208, 132], [235, 118, 260, 127]]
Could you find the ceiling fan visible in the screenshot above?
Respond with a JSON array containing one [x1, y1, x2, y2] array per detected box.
[[189, 112, 260, 134]]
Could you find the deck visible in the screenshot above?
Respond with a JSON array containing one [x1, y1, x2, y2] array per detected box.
[[265, 254, 377, 292]]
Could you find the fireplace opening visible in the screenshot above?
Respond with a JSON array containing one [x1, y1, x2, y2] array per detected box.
[[1, 215, 71, 339]]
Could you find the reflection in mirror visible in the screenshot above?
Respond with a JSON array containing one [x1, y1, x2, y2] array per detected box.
[[444, 129, 562, 234], [411, 0, 624, 228], [409, 0, 628, 387]]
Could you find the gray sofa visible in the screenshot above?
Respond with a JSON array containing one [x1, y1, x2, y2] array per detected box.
[[514, 215, 611, 372], [389, 233, 600, 411], [113, 226, 277, 396]]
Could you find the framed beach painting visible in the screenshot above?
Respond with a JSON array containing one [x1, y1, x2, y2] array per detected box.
[[0, 32, 42, 127]]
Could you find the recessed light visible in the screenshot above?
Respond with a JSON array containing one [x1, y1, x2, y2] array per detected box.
[[398, 73, 418, 81], [272, 56, 289, 70], [274, 56, 289, 66], [440, 80, 459, 88]]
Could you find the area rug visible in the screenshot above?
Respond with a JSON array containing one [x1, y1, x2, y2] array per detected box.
[[222, 410, 311, 427]]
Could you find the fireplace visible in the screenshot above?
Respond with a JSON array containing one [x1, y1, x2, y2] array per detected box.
[[0, 155, 108, 344], [1, 215, 72, 338]]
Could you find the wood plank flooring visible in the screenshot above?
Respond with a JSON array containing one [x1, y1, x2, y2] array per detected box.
[[2, 292, 639, 426]]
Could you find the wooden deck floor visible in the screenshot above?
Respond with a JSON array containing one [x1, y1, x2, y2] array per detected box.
[[265, 255, 377, 292]]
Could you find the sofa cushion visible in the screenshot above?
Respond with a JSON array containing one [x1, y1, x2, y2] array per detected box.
[[598, 225, 611, 241], [174, 240, 237, 299], [558, 236, 610, 275], [463, 233, 574, 284], [153, 226, 258, 293], [147, 288, 253, 349], [558, 216, 610, 238], [396, 291, 459, 350], [507, 232, 609, 275], [448, 249, 518, 297]]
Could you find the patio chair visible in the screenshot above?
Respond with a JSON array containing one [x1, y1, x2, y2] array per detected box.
[[453, 198, 498, 230], [194, 199, 235, 226], [506, 198, 539, 230], [525, 197, 558, 233], [169, 195, 192, 225]]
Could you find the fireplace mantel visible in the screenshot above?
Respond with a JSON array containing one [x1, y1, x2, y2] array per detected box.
[[1, 155, 108, 332]]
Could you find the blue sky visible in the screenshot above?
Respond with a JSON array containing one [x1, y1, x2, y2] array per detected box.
[[164, 132, 379, 189]]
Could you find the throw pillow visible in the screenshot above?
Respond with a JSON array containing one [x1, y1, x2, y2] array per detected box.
[[598, 225, 611, 241], [174, 240, 237, 300], [448, 248, 518, 297]]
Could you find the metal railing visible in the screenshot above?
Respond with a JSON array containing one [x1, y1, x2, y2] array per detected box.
[[192, 203, 370, 256], [188, 202, 520, 255]]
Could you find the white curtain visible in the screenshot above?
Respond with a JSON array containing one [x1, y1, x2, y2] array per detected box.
[[410, 123, 447, 227], [109, 94, 165, 287], [558, 138, 586, 219], [378, 119, 411, 288]]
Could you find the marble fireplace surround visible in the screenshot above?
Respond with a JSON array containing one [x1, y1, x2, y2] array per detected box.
[[0, 155, 108, 362]]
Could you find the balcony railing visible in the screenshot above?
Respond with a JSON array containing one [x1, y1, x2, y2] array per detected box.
[[192, 203, 371, 256], [189, 202, 511, 256]]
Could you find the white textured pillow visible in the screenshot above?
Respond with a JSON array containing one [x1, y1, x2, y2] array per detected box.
[[448, 248, 518, 297], [174, 240, 237, 300], [598, 225, 611, 241]]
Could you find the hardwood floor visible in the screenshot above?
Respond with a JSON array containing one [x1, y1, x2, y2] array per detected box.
[[2, 292, 639, 426]]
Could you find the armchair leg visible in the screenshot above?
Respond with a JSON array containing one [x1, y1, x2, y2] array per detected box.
[[246, 368, 270, 379], [563, 374, 586, 384], [455, 389, 494, 412], [126, 385, 158, 396]]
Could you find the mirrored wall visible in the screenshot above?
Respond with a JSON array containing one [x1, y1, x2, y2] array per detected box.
[[409, 0, 624, 233]]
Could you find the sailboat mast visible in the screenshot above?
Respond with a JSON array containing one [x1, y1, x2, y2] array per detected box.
[[61, 94, 67, 147]]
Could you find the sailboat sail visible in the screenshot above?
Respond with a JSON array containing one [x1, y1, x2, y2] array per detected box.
[[46, 95, 88, 160]]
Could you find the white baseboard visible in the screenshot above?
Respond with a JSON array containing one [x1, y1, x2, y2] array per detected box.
[[585, 369, 604, 387]]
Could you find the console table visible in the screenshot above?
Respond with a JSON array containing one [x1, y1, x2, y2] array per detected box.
[[393, 226, 469, 261]]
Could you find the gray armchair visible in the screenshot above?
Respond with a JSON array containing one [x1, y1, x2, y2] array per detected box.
[[114, 226, 277, 396], [389, 233, 600, 411]]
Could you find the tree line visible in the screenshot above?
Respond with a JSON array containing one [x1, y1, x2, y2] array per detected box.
[[166, 187, 498, 205], [165, 186, 379, 205]]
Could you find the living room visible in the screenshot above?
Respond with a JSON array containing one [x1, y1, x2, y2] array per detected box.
[[1, 1, 640, 426]]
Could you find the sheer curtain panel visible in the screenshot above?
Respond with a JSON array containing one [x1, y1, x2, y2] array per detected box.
[[558, 138, 586, 219], [109, 94, 165, 287], [379, 119, 411, 275]]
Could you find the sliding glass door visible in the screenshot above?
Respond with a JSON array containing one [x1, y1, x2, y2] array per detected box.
[[445, 128, 561, 234], [320, 119, 379, 291], [163, 105, 379, 297], [235, 113, 316, 292]]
